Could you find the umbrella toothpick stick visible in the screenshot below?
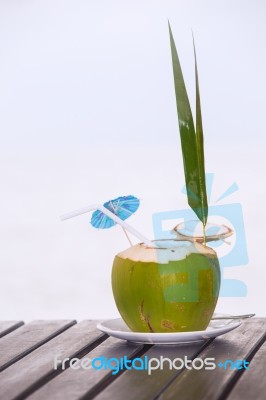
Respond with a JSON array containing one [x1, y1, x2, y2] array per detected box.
[[60, 204, 155, 248], [121, 227, 133, 246]]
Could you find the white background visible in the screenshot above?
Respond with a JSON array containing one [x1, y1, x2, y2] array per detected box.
[[0, 0, 265, 321]]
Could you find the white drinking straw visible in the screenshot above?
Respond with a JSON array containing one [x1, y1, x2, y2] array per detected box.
[[60, 204, 155, 248]]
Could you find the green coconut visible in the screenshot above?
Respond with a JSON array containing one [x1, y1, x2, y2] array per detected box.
[[112, 241, 220, 333]]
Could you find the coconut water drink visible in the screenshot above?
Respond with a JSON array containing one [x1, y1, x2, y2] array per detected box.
[[112, 240, 220, 333]]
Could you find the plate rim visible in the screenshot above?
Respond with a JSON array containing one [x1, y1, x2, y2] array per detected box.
[[97, 315, 242, 342]]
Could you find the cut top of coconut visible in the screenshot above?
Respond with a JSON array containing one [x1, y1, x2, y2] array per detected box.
[[116, 239, 216, 264]]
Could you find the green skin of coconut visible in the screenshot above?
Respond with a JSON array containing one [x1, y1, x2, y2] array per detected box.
[[112, 243, 220, 333]]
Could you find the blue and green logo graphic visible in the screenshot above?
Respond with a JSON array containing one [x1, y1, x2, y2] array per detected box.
[[152, 173, 248, 297]]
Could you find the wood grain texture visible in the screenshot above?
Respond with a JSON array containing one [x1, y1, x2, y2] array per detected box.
[[0, 320, 76, 371], [227, 339, 266, 400], [0, 320, 106, 400], [0, 321, 24, 338], [28, 336, 147, 400], [157, 318, 266, 400], [0, 318, 265, 400], [93, 339, 212, 400]]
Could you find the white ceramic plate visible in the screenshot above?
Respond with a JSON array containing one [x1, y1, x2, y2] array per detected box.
[[97, 315, 241, 344]]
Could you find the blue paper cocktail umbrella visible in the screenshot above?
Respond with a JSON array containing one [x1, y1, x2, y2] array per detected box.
[[90, 195, 140, 245], [60, 195, 155, 247]]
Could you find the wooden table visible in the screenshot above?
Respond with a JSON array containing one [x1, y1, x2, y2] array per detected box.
[[0, 318, 265, 400]]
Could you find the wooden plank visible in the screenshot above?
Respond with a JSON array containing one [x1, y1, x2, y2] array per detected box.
[[0, 321, 24, 338], [27, 336, 148, 400], [156, 318, 266, 400], [0, 320, 107, 400], [227, 339, 266, 400], [92, 339, 212, 400], [0, 320, 76, 371]]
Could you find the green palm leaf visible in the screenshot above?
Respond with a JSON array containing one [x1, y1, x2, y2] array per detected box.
[[168, 23, 208, 227], [193, 35, 208, 226]]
